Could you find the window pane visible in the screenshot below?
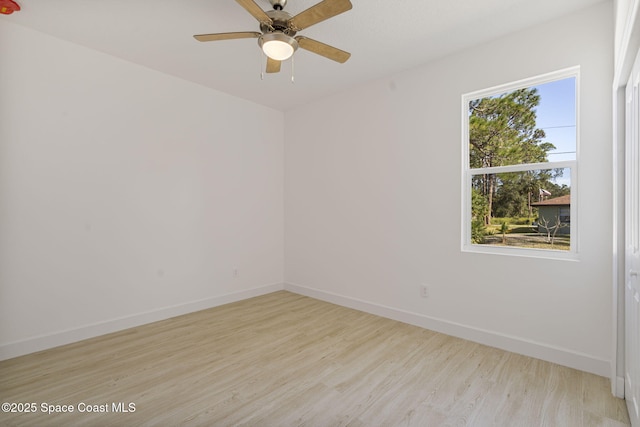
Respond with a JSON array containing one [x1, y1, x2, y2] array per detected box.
[[470, 168, 571, 251], [468, 77, 576, 168]]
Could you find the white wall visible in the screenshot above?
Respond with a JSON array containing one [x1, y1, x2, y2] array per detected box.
[[285, 2, 614, 376], [615, 0, 632, 62], [615, 0, 639, 81], [0, 21, 284, 359]]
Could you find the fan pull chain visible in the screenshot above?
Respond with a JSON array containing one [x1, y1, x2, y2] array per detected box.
[[260, 51, 265, 80], [291, 56, 295, 84]]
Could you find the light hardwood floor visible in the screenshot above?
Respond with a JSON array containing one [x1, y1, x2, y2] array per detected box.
[[0, 291, 630, 426]]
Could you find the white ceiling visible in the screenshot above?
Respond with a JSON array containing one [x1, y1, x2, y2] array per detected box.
[[5, 0, 606, 111]]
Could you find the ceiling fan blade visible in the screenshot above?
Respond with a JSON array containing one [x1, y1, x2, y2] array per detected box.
[[266, 57, 282, 73], [295, 36, 351, 63], [288, 0, 352, 31], [235, 0, 273, 24], [194, 31, 261, 42]]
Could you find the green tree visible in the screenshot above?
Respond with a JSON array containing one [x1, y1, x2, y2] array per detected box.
[[500, 222, 509, 244], [469, 88, 553, 224], [492, 169, 558, 219], [471, 188, 488, 243]]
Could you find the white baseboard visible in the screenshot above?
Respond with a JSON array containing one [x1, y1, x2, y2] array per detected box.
[[0, 283, 284, 361], [284, 282, 611, 378], [615, 375, 625, 398]]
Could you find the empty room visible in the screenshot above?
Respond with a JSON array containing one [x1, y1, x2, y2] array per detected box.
[[1, 0, 639, 425]]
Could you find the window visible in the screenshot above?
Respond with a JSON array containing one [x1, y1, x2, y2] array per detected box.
[[462, 68, 578, 258]]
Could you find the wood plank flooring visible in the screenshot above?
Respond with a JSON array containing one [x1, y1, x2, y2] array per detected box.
[[0, 291, 630, 426]]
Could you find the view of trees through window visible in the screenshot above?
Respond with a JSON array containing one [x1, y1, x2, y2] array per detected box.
[[466, 72, 577, 252]]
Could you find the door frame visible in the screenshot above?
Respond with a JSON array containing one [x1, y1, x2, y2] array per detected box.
[[613, 0, 640, 399]]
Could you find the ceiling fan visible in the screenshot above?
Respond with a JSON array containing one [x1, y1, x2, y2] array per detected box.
[[194, 0, 352, 74]]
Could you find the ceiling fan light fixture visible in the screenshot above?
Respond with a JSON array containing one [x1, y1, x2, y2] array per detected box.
[[259, 32, 298, 61]]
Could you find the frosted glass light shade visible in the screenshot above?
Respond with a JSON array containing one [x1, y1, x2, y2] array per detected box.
[[259, 33, 298, 61]]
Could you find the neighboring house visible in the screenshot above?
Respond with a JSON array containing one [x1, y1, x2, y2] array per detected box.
[[531, 194, 570, 235]]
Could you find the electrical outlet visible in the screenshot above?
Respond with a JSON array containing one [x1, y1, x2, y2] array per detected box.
[[420, 285, 429, 298]]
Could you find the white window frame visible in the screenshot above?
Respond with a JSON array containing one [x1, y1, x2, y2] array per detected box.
[[461, 67, 580, 260]]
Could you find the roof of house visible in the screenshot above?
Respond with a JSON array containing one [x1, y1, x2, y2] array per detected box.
[[530, 194, 570, 207]]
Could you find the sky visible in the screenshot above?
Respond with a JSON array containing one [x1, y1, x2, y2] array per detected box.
[[534, 77, 575, 189], [533, 76, 576, 163]]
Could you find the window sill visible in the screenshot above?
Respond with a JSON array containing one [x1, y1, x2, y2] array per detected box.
[[462, 243, 579, 261]]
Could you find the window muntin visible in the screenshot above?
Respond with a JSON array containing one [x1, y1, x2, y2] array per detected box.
[[462, 68, 578, 258]]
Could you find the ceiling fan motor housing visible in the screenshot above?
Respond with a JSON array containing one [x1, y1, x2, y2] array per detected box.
[[260, 10, 296, 36]]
